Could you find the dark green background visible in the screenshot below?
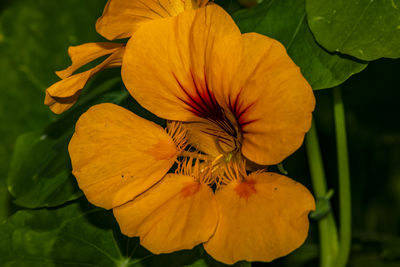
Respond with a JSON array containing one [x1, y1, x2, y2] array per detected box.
[[1, 0, 399, 266]]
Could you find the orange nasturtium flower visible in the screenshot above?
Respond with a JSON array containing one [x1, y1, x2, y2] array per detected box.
[[69, 4, 316, 265], [45, 0, 209, 114]]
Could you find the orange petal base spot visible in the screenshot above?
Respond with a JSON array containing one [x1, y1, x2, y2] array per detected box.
[[204, 172, 315, 264], [69, 103, 177, 209], [146, 139, 178, 161], [181, 182, 201, 198], [114, 174, 218, 254], [234, 179, 257, 200]]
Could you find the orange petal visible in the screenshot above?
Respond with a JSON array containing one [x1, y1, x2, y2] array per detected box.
[[122, 5, 242, 121], [122, 5, 314, 166], [45, 47, 124, 114], [96, 0, 205, 40], [196, 0, 209, 7], [56, 42, 124, 79], [204, 172, 315, 264], [68, 103, 178, 209], [113, 174, 218, 254], [182, 120, 237, 158], [227, 33, 315, 165]]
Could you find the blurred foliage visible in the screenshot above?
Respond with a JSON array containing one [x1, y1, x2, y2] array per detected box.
[[0, 0, 400, 266], [6, 77, 125, 209], [0, 0, 107, 218]]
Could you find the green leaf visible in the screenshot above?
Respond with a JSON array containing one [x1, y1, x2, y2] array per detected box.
[[0, 0, 108, 215], [233, 0, 367, 90], [0, 201, 231, 267], [0, 0, 107, 88], [218, 0, 242, 14], [306, 0, 400, 61], [0, 202, 124, 266], [189, 252, 251, 267], [7, 131, 81, 209], [6, 77, 125, 209], [0, 0, 108, 165], [282, 243, 318, 267], [0, 183, 13, 220]]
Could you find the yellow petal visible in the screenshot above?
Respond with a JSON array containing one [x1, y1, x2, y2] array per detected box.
[[96, 0, 204, 40], [122, 5, 242, 121], [56, 42, 124, 79], [68, 103, 178, 209], [204, 172, 315, 264], [114, 174, 218, 254], [45, 47, 124, 114], [228, 33, 315, 165]]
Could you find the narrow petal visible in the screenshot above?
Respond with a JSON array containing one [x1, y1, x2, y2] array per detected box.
[[225, 33, 315, 165], [204, 172, 315, 264], [45, 47, 124, 114], [69, 103, 178, 209], [96, 0, 203, 40], [122, 5, 242, 121], [56, 42, 124, 79], [114, 174, 218, 254]]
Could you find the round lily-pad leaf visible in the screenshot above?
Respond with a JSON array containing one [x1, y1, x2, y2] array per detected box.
[[306, 0, 400, 61], [233, 0, 367, 90]]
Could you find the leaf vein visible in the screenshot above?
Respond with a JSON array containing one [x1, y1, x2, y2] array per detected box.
[[287, 12, 306, 51], [338, 1, 373, 50]]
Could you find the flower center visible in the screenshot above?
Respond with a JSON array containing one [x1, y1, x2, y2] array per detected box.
[[175, 71, 243, 157], [175, 154, 249, 190]]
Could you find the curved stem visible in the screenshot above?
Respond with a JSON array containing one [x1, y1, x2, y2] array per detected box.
[[306, 120, 339, 267], [333, 87, 352, 267]]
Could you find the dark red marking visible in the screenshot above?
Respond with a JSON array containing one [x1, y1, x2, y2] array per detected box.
[[228, 89, 259, 131], [173, 70, 238, 138], [173, 69, 260, 138]]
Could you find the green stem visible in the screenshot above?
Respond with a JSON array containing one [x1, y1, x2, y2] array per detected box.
[[333, 87, 352, 267], [306, 120, 339, 267]]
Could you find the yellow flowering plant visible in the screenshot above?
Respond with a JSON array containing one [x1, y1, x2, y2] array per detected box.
[[9, 0, 400, 266], [44, 0, 208, 114], [43, 0, 329, 265], [67, 4, 316, 263]]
